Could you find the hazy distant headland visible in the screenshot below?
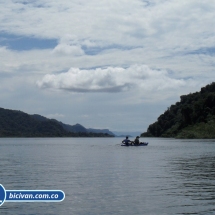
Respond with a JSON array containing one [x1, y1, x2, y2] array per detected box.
[[0, 108, 115, 137], [141, 82, 215, 139]]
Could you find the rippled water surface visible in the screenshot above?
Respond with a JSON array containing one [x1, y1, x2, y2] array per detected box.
[[0, 138, 215, 215]]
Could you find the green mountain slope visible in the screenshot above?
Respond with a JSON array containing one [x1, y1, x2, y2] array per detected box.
[[0, 108, 68, 137], [141, 82, 215, 139], [31, 115, 114, 135], [0, 108, 114, 137]]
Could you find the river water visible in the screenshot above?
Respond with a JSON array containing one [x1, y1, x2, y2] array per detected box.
[[0, 138, 215, 215]]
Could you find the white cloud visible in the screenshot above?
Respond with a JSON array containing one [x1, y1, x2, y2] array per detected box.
[[37, 65, 187, 93], [1, 0, 215, 72], [1, 0, 215, 51], [52, 34, 85, 56], [52, 44, 84, 56]]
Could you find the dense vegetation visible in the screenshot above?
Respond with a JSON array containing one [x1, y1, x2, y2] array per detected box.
[[141, 82, 215, 139], [31, 115, 115, 136], [0, 108, 114, 137]]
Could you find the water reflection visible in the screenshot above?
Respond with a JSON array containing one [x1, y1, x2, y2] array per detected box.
[[169, 154, 215, 214]]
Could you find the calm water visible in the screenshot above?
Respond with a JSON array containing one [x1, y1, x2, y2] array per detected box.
[[0, 138, 215, 215]]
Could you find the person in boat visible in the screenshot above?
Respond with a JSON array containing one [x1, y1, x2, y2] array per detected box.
[[134, 136, 140, 145], [122, 136, 131, 146]]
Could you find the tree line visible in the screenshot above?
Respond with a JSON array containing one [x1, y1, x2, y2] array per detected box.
[[141, 82, 215, 138], [0, 108, 114, 137]]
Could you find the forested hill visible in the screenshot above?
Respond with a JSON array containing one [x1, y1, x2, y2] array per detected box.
[[141, 82, 215, 139], [0, 108, 114, 137]]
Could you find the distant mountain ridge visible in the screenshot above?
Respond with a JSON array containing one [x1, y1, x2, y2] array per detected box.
[[32, 114, 114, 135], [87, 128, 115, 136], [0, 108, 114, 137]]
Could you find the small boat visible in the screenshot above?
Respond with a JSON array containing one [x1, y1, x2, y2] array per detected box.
[[121, 142, 148, 146]]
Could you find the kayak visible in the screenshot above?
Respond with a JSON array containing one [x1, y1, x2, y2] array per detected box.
[[121, 142, 148, 146]]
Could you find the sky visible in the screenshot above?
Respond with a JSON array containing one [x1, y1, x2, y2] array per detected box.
[[0, 0, 215, 135]]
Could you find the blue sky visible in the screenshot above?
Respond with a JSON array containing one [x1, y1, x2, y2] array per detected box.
[[0, 0, 215, 135], [0, 33, 57, 50]]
